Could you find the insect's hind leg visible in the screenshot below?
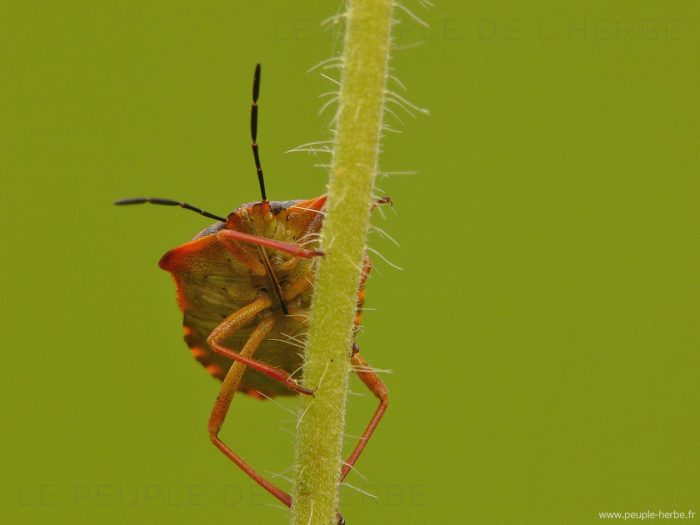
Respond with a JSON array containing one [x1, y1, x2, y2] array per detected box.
[[208, 314, 294, 507], [340, 348, 389, 482]]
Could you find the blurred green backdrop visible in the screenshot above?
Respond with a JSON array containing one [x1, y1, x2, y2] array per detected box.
[[1, 1, 697, 524]]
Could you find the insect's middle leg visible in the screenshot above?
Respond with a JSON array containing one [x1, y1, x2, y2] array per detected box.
[[208, 300, 313, 396], [208, 314, 294, 507]]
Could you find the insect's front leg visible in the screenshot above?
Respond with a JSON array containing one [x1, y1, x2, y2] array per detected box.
[[217, 234, 267, 276], [340, 348, 389, 482], [371, 195, 393, 209], [216, 229, 324, 259]]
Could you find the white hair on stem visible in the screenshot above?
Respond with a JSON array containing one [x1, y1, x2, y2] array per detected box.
[[395, 2, 429, 28], [340, 482, 379, 499]]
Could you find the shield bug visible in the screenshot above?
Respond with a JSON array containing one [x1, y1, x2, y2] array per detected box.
[[116, 64, 389, 512]]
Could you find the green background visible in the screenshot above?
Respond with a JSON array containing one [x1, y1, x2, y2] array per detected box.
[[1, 1, 697, 524]]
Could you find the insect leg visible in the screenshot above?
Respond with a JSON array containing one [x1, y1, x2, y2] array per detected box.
[[371, 195, 393, 209], [208, 304, 313, 396], [216, 229, 323, 259], [282, 273, 314, 302], [208, 315, 294, 506], [218, 233, 267, 276], [340, 349, 389, 482]]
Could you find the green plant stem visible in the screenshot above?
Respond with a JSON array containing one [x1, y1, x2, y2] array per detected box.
[[291, 1, 394, 524]]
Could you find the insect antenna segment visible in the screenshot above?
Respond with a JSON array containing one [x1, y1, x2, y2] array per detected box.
[[250, 63, 267, 202], [115, 65, 268, 219], [114, 197, 227, 222]]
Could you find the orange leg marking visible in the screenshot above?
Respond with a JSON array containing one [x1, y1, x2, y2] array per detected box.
[[340, 349, 389, 482], [208, 314, 294, 506], [207, 297, 313, 396], [216, 229, 324, 259]]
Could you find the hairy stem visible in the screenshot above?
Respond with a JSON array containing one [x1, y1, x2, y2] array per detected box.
[[291, 1, 394, 524]]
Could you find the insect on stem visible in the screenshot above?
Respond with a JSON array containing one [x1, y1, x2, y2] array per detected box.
[[115, 63, 391, 525]]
